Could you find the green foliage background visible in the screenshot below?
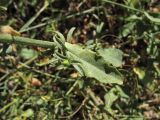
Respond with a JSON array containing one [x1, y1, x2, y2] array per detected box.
[[0, 0, 160, 119]]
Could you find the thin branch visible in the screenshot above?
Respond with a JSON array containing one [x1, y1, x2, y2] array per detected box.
[[60, 96, 88, 119]]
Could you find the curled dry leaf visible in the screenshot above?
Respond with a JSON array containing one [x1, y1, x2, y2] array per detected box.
[[144, 110, 160, 119], [138, 103, 150, 110], [70, 72, 80, 78], [147, 97, 160, 105], [31, 78, 42, 87], [0, 25, 21, 36], [150, 7, 160, 13], [0, 68, 6, 73]]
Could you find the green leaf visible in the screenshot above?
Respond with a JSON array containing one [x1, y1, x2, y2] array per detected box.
[[54, 31, 65, 43], [127, 0, 140, 8], [119, 22, 136, 37], [144, 12, 160, 24], [104, 87, 118, 114], [104, 86, 129, 115], [133, 67, 145, 80], [0, 6, 7, 11], [104, 88, 118, 108], [65, 43, 123, 84], [67, 27, 76, 42], [96, 22, 104, 33], [98, 48, 123, 67], [22, 109, 34, 117], [19, 48, 38, 59], [53, 31, 66, 50], [115, 85, 129, 98]]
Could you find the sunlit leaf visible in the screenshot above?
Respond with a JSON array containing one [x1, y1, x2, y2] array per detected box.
[[133, 67, 145, 80], [67, 27, 76, 42], [119, 22, 136, 37], [19, 48, 38, 59], [98, 48, 123, 67], [104, 87, 118, 114], [22, 109, 34, 117], [65, 43, 123, 84]]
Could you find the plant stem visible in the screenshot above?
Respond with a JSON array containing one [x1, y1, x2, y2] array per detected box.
[[20, 6, 103, 32], [0, 99, 17, 113], [102, 0, 143, 13], [0, 34, 55, 48]]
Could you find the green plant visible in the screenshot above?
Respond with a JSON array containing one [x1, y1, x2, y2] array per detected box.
[[0, 0, 160, 119], [0, 30, 123, 85]]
